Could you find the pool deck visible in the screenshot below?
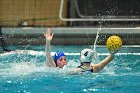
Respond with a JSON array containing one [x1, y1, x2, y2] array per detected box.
[[1, 27, 140, 45]]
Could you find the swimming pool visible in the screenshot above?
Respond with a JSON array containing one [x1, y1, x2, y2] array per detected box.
[[0, 45, 140, 93]]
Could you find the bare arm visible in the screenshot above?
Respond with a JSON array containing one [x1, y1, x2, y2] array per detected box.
[[44, 28, 56, 67], [92, 54, 114, 73]]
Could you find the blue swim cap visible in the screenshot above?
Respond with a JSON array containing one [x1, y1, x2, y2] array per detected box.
[[54, 52, 65, 65]]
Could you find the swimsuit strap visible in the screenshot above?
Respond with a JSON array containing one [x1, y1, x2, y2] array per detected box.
[[77, 63, 93, 72]]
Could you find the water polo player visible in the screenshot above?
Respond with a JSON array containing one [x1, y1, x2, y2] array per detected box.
[[44, 28, 67, 68], [77, 48, 115, 73]]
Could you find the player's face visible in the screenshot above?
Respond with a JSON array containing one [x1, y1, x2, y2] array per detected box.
[[57, 56, 67, 68]]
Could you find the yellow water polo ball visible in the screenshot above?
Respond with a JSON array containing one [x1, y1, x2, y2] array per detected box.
[[106, 35, 122, 51]]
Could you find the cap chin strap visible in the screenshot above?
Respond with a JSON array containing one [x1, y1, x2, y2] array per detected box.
[[78, 62, 92, 71]]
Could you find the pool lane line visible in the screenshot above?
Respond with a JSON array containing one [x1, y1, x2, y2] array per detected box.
[[1, 50, 140, 56]]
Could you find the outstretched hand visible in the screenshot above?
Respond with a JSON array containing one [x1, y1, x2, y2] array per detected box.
[[43, 28, 54, 41], [110, 49, 119, 55]]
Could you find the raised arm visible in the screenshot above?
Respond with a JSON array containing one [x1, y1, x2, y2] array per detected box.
[[43, 28, 56, 67], [91, 53, 114, 73]]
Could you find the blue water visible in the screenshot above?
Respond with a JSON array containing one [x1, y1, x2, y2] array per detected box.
[[0, 45, 140, 93]]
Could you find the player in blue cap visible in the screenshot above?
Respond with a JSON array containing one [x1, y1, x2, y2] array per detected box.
[[53, 52, 67, 68], [44, 28, 67, 68]]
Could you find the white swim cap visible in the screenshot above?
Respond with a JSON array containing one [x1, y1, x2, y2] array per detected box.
[[80, 48, 94, 63]]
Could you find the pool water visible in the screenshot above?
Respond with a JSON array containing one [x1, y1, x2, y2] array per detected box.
[[0, 45, 140, 93]]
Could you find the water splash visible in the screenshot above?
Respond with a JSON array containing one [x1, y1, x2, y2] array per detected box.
[[93, 25, 101, 51], [91, 25, 102, 63], [0, 50, 139, 77], [0, 50, 81, 77]]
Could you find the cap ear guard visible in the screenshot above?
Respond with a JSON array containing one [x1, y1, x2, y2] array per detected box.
[[80, 49, 94, 63]]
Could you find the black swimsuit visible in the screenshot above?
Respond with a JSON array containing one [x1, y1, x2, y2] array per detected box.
[[77, 63, 93, 72]]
